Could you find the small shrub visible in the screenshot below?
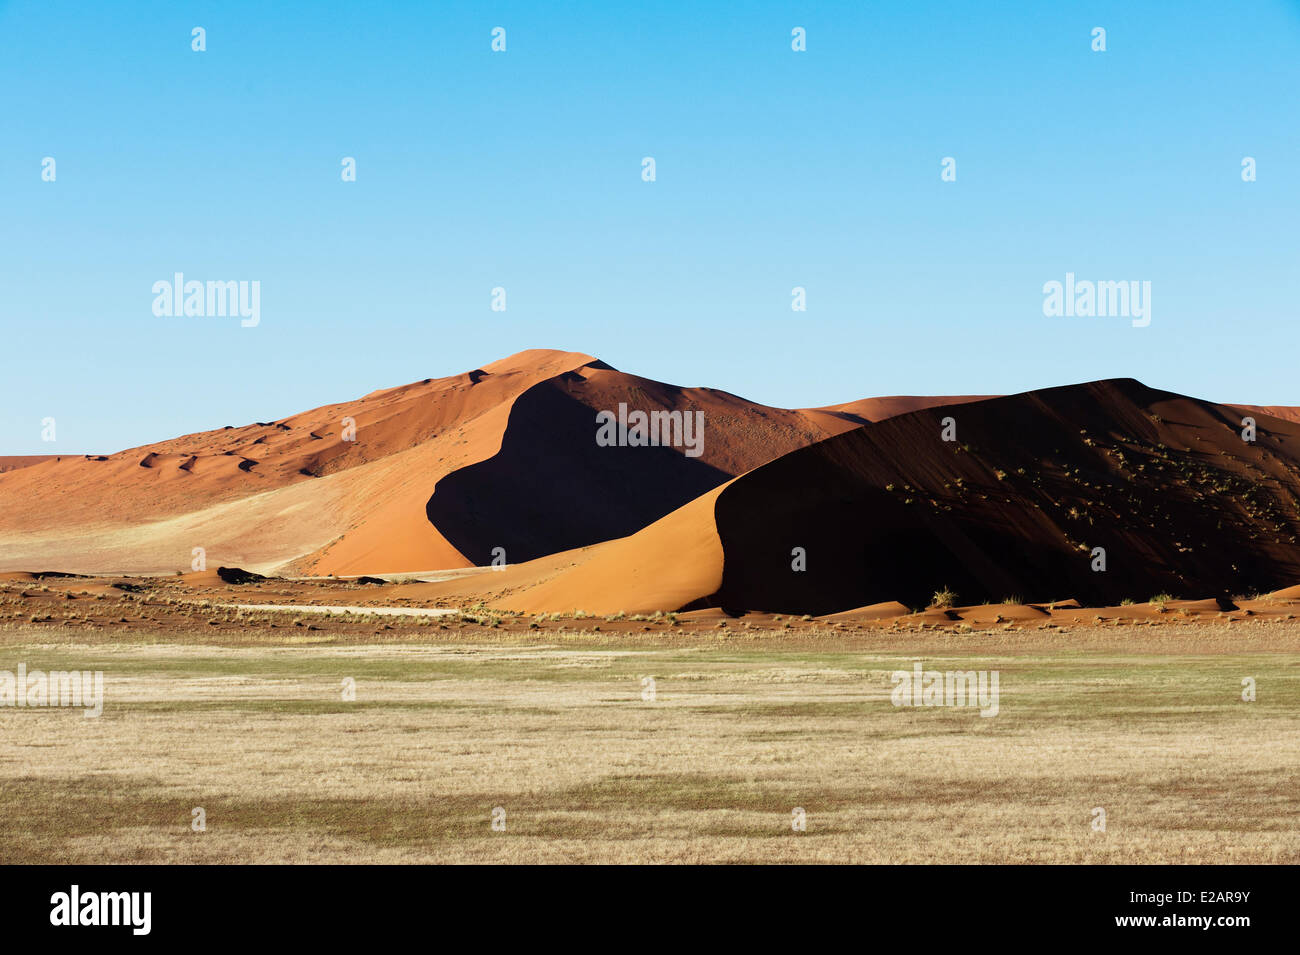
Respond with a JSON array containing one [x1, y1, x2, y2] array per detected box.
[[930, 587, 957, 609]]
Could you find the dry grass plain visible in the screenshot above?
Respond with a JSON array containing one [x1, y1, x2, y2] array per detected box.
[[0, 615, 1297, 864]]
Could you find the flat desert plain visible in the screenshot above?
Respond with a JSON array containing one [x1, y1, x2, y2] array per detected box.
[[1, 587, 1296, 863]]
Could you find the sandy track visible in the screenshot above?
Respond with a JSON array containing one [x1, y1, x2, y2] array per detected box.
[[225, 603, 458, 618]]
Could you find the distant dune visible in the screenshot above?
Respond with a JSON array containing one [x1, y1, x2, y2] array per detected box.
[[0, 455, 60, 474], [0, 349, 974, 575], [1231, 404, 1300, 426], [814, 394, 993, 424]]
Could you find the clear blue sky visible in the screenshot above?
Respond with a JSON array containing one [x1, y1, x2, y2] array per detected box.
[[2, 0, 1298, 453]]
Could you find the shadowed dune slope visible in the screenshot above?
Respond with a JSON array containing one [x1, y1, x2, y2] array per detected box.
[[423, 363, 926, 566], [709, 380, 1300, 613]]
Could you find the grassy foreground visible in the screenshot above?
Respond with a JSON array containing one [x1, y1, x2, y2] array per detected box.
[[0, 623, 1297, 863]]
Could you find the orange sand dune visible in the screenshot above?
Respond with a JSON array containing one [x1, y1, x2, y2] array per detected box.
[[416, 367, 987, 569], [308, 355, 914, 575], [406, 381, 1300, 615], [0, 349, 602, 574], [0, 349, 979, 577], [9, 352, 1292, 591]]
